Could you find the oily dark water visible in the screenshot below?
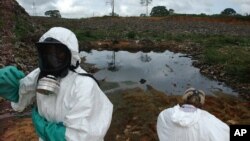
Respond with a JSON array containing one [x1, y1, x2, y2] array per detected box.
[[80, 50, 237, 95]]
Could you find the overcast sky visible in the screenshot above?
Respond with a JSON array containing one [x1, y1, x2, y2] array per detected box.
[[16, 0, 250, 18]]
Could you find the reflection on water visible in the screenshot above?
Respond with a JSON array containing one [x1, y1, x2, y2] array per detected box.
[[80, 50, 237, 95]]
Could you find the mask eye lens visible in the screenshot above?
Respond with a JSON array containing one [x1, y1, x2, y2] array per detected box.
[[57, 50, 67, 60], [36, 43, 71, 72]]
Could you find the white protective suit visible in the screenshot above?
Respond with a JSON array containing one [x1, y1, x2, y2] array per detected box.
[[157, 104, 229, 141], [11, 27, 113, 141]]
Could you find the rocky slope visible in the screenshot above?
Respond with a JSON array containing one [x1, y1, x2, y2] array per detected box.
[[0, 0, 42, 73]]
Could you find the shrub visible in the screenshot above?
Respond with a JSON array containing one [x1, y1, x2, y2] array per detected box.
[[127, 31, 136, 39]]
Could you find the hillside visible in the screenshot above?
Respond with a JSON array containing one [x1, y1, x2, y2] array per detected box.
[[0, 0, 42, 73]]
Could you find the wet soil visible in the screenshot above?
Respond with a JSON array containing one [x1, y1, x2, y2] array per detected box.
[[0, 86, 249, 141], [105, 86, 250, 141]]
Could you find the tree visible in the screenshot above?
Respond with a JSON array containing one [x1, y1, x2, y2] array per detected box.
[[200, 13, 206, 16], [221, 8, 236, 16], [109, 12, 119, 17], [140, 0, 153, 16], [45, 10, 61, 18], [169, 9, 174, 15], [150, 6, 169, 17], [140, 13, 147, 17]]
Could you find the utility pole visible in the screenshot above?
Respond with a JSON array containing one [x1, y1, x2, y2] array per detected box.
[[140, 0, 152, 16], [106, 0, 115, 16], [32, 0, 37, 16], [111, 0, 114, 16]]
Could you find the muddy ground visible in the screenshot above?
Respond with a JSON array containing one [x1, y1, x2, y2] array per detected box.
[[0, 85, 249, 141]]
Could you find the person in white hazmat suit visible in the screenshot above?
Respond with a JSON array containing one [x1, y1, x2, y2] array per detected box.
[[157, 88, 229, 141], [9, 27, 113, 141]]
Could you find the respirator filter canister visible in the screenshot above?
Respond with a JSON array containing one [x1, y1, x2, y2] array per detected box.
[[37, 75, 60, 95]]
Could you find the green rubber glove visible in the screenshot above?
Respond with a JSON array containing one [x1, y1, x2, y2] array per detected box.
[[32, 107, 66, 141], [0, 66, 25, 102]]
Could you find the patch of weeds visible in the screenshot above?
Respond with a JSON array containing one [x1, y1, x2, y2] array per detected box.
[[14, 16, 34, 40], [203, 47, 230, 65], [75, 30, 99, 41], [224, 48, 250, 83], [162, 33, 250, 48], [196, 35, 250, 48], [164, 33, 193, 42], [126, 31, 136, 39], [203, 47, 250, 83], [0, 19, 3, 28]]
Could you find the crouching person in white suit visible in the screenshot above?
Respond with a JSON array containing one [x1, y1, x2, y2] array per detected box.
[[11, 27, 113, 141], [157, 88, 229, 141]]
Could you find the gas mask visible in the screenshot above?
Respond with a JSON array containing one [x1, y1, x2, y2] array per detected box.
[[37, 75, 60, 95], [36, 38, 71, 95]]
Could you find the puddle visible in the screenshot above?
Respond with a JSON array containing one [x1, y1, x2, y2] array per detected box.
[[80, 50, 237, 95]]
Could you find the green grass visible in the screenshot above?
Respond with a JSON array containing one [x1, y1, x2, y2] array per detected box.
[[126, 31, 136, 39], [224, 48, 250, 82], [198, 35, 250, 83], [203, 46, 250, 83], [198, 35, 250, 47], [74, 30, 97, 41], [75, 29, 125, 41], [184, 34, 250, 83], [161, 33, 250, 47], [14, 16, 34, 40], [154, 33, 250, 83], [0, 19, 3, 28]]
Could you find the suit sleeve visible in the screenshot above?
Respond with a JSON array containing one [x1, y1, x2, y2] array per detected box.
[[63, 77, 113, 141], [11, 68, 40, 112]]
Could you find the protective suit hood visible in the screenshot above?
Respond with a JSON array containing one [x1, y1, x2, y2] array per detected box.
[[157, 105, 229, 141], [38, 27, 81, 67], [171, 105, 201, 127]]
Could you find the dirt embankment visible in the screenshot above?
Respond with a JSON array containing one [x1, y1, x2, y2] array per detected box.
[[0, 0, 18, 67], [1, 86, 249, 141], [33, 16, 250, 36], [105, 86, 250, 141], [0, 0, 43, 73]]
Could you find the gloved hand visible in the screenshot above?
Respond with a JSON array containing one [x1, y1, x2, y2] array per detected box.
[[0, 66, 25, 102], [32, 107, 66, 141]]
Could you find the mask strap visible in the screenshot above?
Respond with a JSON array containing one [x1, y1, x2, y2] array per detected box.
[[69, 61, 79, 70], [69, 67, 100, 86]]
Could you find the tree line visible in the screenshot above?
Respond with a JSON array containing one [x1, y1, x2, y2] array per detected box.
[[43, 0, 243, 18]]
